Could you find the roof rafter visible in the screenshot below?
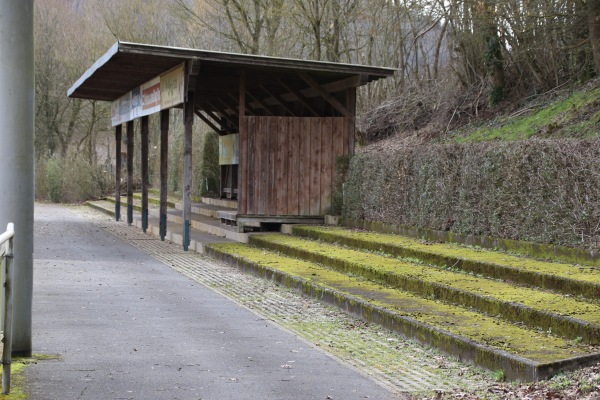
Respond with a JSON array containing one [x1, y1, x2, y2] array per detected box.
[[299, 72, 352, 118]]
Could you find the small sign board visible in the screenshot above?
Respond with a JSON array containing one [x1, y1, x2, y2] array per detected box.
[[160, 64, 185, 110], [219, 134, 239, 165], [142, 77, 161, 114]]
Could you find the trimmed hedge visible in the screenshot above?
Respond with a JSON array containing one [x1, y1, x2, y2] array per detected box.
[[343, 139, 600, 249]]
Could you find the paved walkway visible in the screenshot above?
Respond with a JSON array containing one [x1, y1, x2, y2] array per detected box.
[[26, 204, 401, 400]]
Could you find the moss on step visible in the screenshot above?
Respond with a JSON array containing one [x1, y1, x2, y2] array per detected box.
[[250, 233, 600, 344], [292, 225, 600, 300], [206, 242, 598, 380], [131, 192, 178, 208]]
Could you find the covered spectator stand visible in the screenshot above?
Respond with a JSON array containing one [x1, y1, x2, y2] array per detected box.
[[68, 42, 394, 247]]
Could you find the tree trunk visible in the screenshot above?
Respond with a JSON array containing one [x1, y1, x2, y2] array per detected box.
[[589, 0, 600, 74]]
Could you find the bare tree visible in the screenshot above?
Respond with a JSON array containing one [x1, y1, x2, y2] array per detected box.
[[94, 0, 188, 46], [174, 0, 286, 55]]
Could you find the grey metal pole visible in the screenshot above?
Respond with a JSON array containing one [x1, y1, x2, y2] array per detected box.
[[0, 0, 34, 356], [2, 223, 15, 394]]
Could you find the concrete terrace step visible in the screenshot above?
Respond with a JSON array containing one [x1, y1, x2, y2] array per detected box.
[[162, 209, 225, 238], [249, 233, 600, 345], [111, 197, 159, 213], [131, 192, 178, 209], [86, 200, 236, 253], [199, 196, 237, 209], [291, 226, 600, 300], [205, 241, 600, 382], [126, 192, 237, 220], [174, 202, 235, 219], [105, 193, 248, 243]]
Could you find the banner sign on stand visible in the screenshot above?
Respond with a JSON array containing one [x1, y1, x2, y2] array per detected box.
[[160, 64, 185, 110], [111, 63, 185, 127], [142, 77, 161, 114]]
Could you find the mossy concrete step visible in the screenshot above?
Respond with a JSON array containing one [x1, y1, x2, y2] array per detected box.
[[291, 226, 600, 300], [250, 234, 600, 344], [200, 196, 237, 209], [131, 192, 178, 209], [174, 202, 233, 219], [86, 200, 116, 216], [205, 242, 600, 382], [103, 196, 157, 213], [163, 210, 225, 237]]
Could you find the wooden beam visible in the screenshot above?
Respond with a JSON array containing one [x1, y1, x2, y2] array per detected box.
[[309, 75, 362, 96], [208, 97, 235, 117], [114, 125, 122, 221], [183, 92, 194, 251], [217, 97, 237, 116], [247, 92, 274, 116], [299, 72, 352, 117], [195, 109, 223, 134], [206, 101, 238, 129], [126, 120, 134, 225], [277, 79, 320, 116], [347, 88, 357, 154], [159, 109, 169, 241], [239, 70, 246, 118], [273, 75, 363, 104], [203, 108, 226, 128], [141, 116, 149, 233], [260, 85, 297, 116], [227, 93, 257, 116]]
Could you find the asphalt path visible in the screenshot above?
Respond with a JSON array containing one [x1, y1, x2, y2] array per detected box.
[[25, 204, 398, 400]]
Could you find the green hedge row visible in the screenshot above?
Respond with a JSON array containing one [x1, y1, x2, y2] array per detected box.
[[343, 139, 600, 249]]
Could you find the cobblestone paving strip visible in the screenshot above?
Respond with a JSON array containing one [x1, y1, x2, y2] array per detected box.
[[75, 206, 497, 396]]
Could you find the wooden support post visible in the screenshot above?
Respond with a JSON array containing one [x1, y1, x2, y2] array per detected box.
[[159, 110, 169, 241], [141, 116, 149, 233], [238, 70, 246, 214], [347, 88, 356, 155], [126, 120, 134, 226], [183, 92, 194, 251], [115, 125, 122, 221]]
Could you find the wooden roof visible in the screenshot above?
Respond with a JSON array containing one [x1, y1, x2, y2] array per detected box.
[[68, 41, 395, 107]]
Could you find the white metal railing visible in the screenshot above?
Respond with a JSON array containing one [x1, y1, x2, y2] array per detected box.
[[0, 223, 14, 394]]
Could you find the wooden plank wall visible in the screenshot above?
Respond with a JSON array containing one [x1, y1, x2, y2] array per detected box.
[[239, 116, 351, 216]]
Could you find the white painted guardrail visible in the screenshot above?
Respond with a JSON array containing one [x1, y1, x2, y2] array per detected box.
[[0, 223, 14, 394]]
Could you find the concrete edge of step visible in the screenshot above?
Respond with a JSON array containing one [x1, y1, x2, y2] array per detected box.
[[85, 201, 249, 248], [289, 225, 600, 300], [248, 233, 600, 345], [341, 218, 600, 268], [203, 244, 600, 383]]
